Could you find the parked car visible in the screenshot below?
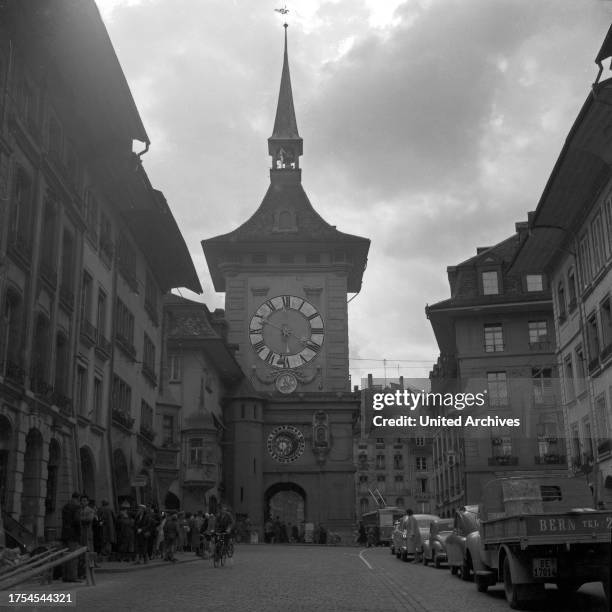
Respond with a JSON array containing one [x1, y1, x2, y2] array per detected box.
[[445, 505, 479, 580], [390, 521, 402, 556], [422, 518, 454, 568], [398, 513, 440, 561]]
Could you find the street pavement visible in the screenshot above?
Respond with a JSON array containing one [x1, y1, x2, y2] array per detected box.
[[4, 545, 609, 612]]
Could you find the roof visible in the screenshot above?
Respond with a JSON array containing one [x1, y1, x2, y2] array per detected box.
[[270, 25, 300, 141], [202, 180, 370, 292], [511, 78, 612, 272]]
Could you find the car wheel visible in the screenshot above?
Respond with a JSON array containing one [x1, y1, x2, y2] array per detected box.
[[461, 554, 473, 581], [434, 553, 442, 569]]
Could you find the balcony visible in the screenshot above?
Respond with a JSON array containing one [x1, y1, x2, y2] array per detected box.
[[139, 424, 156, 442], [7, 235, 32, 269], [534, 454, 566, 465], [95, 333, 111, 361], [39, 261, 57, 290], [601, 344, 612, 363], [2, 360, 25, 386], [59, 284, 74, 312], [184, 463, 217, 488], [50, 391, 73, 416], [115, 333, 136, 361], [80, 319, 97, 347], [142, 363, 158, 387], [112, 408, 135, 430], [488, 455, 519, 466], [588, 356, 600, 375]]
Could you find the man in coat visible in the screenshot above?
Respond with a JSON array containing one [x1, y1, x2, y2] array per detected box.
[[61, 492, 82, 582], [98, 499, 116, 561], [402, 508, 422, 563]]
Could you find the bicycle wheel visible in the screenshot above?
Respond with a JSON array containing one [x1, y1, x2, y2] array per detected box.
[[226, 539, 234, 558]]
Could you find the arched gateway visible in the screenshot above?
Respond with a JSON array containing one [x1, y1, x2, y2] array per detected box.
[[265, 482, 305, 526]]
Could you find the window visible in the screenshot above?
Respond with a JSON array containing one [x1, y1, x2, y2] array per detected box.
[[604, 196, 612, 256], [115, 299, 135, 353], [168, 354, 182, 382], [526, 274, 544, 292], [586, 312, 600, 366], [557, 281, 566, 320], [570, 424, 581, 465], [393, 454, 403, 470], [39, 200, 58, 274], [9, 168, 34, 249], [112, 375, 132, 415], [162, 415, 175, 445], [482, 271, 499, 295], [418, 478, 427, 493], [189, 438, 204, 465], [600, 297, 612, 353], [592, 215, 605, 272], [141, 400, 154, 429], [144, 271, 158, 324], [415, 437, 425, 446], [1, 291, 23, 377], [359, 475, 368, 483], [360, 498, 369, 514], [492, 435, 512, 457], [567, 269, 577, 311], [579, 234, 592, 287], [92, 377, 102, 423], [375, 454, 385, 469], [117, 233, 137, 291], [487, 372, 508, 407], [305, 253, 320, 264], [528, 321, 548, 346], [564, 355, 575, 400], [143, 333, 156, 380], [575, 347, 586, 394], [595, 394, 609, 453], [80, 273, 93, 325], [484, 324, 504, 352], [97, 290, 107, 339], [76, 365, 88, 417], [532, 368, 552, 405], [394, 475, 404, 482], [252, 253, 267, 264], [583, 418, 594, 459], [416, 457, 427, 471], [54, 335, 69, 393], [99, 211, 113, 264], [376, 475, 386, 483]]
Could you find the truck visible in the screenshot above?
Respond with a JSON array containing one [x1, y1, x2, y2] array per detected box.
[[464, 475, 611, 609]]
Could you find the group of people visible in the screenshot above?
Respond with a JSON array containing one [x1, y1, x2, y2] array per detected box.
[[60, 491, 235, 579]]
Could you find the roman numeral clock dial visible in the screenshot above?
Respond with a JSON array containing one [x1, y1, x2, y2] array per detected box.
[[249, 295, 324, 379]]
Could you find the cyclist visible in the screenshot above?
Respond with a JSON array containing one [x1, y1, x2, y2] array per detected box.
[[214, 505, 235, 558]]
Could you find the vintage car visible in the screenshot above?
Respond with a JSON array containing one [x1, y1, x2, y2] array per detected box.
[[398, 513, 440, 561], [390, 520, 403, 557], [445, 505, 480, 580], [422, 518, 454, 568]]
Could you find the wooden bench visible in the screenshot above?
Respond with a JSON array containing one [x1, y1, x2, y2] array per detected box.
[[0, 546, 95, 590]]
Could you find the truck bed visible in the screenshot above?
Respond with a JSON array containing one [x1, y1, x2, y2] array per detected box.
[[482, 510, 612, 548]]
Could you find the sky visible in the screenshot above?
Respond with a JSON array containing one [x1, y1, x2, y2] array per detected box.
[[95, 0, 612, 387]]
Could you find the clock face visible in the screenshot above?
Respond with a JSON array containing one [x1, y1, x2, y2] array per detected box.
[[249, 295, 324, 369], [267, 425, 305, 463]]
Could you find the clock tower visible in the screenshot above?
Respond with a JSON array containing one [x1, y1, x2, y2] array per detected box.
[[202, 25, 369, 540]]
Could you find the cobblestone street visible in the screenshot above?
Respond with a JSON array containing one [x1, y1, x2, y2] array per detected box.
[[30, 545, 607, 612]]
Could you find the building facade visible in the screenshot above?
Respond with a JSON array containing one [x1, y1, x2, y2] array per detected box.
[[202, 26, 370, 540], [0, 1, 200, 542], [512, 55, 612, 506], [355, 376, 434, 518], [427, 224, 564, 517]]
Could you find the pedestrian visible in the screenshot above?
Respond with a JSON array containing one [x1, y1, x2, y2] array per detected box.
[[264, 518, 273, 543], [191, 511, 204, 555], [97, 500, 116, 561], [155, 512, 166, 559], [147, 505, 159, 560], [134, 504, 152, 564], [116, 506, 135, 562], [402, 508, 422, 563], [358, 522, 367, 546], [79, 494, 96, 576], [163, 513, 179, 562], [60, 492, 81, 582], [291, 523, 299, 543]]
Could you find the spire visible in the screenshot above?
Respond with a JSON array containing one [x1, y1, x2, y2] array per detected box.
[[268, 24, 303, 179]]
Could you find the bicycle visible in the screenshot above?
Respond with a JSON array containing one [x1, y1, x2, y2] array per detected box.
[[211, 532, 228, 568]]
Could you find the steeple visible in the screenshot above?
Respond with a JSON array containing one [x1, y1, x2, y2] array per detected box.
[[268, 24, 303, 182]]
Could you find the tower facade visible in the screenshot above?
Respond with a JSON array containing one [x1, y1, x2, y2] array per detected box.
[[202, 26, 370, 540]]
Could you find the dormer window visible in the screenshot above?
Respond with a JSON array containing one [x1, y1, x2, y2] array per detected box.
[[526, 274, 544, 292], [482, 271, 499, 295]]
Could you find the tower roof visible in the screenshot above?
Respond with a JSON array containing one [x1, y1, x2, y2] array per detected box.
[[270, 24, 300, 141]]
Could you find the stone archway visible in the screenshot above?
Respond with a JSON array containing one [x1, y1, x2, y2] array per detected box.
[[264, 482, 306, 537], [80, 446, 96, 500], [0, 415, 12, 509], [21, 428, 43, 536]]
